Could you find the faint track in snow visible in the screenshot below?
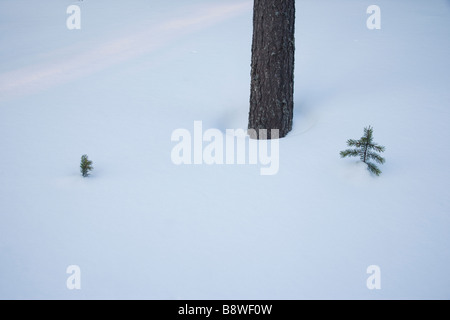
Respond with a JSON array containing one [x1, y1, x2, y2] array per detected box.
[[0, 1, 252, 101]]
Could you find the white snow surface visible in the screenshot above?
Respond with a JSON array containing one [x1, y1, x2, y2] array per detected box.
[[1, 0, 450, 299]]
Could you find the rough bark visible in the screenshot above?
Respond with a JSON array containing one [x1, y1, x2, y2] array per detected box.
[[248, 0, 295, 139]]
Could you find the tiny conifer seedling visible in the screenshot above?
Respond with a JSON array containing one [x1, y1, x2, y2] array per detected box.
[[80, 154, 93, 177], [340, 126, 386, 176]]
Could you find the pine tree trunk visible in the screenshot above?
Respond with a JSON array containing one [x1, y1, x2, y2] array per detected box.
[[248, 0, 295, 139], [363, 145, 368, 163]]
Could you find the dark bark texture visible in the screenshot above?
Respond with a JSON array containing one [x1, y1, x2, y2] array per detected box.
[[248, 0, 295, 139]]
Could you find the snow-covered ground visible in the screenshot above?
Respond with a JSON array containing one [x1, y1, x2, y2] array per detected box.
[[1, 0, 449, 299]]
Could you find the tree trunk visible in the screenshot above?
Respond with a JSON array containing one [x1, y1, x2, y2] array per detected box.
[[248, 0, 295, 139]]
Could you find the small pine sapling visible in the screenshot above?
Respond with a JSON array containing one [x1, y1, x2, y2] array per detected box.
[[80, 154, 93, 177], [340, 126, 386, 176]]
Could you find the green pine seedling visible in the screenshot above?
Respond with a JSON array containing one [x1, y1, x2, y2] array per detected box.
[[340, 126, 386, 176], [80, 154, 93, 177]]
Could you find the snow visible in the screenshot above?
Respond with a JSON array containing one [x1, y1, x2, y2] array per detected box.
[[1, 0, 450, 299]]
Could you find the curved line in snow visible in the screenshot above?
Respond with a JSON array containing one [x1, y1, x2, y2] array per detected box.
[[0, 1, 252, 101]]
